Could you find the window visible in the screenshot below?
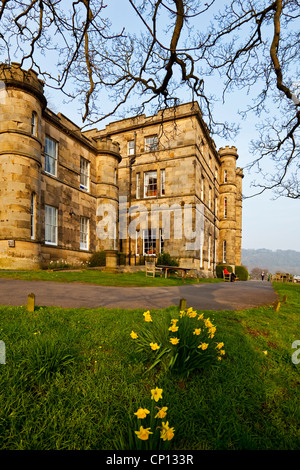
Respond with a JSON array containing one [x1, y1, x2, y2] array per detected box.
[[45, 205, 57, 245], [80, 217, 89, 250], [114, 168, 117, 185], [200, 244, 203, 268], [144, 170, 157, 197], [224, 197, 227, 219], [30, 193, 36, 240], [224, 170, 228, 183], [201, 140, 205, 156], [31, 112, 37, 136], [145, 135, 158, 152], [128, 140, 135, 155], [80, 157, 90, 191], [160, 169, 165, 196], [143, 228, 163, 256], [136, 173, 140, 199], [223, 240, 227, 263], [209, 154, 212, 169], [45, 136, 57, 177], [208, 235, 211, 268], [209, 186, 212, 209], [200, 176, 204, 201]]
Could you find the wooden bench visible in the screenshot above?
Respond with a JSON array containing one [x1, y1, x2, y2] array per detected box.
[[223, 271, 239, 282]]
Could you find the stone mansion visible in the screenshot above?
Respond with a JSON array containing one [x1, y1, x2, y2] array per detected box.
[[0, 63, 243, 276]]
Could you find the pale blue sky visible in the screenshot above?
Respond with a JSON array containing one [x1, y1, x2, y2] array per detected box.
[[41, 1, 300, 252]]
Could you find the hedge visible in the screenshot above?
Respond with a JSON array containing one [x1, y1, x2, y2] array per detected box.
[[235, 265, 249, 281], [88, 251, 106, 267]]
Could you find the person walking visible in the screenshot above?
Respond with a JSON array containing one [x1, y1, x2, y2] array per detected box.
[[261, 271, 265, 281]]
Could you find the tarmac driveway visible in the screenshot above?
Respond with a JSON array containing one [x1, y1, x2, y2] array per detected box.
[[0, 279, 277, 311]]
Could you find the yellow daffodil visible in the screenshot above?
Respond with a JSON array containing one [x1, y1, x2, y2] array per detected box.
[[150, 342, 160, 351], [193, 328, 201, 335], [134, 408, 150, 419], [160, 421, 175, 441], [198, 313, 204, 320], [170, 319, 178, 325], [130, 331, 138, 339], [216, 342, 224, 349], [151, 387, 163, 402], [220, 349, 225, 355], [169, 337, 179, 345], [263, 350, 268, 355], [218, 356, 222, 361], [188, 310, 197, 318], [198, 342, 209, 350], [168, 324, 179, 332], [155, 407, 168, 419], [144, 314, 152, 322], [135, 426, 153, 440], [205, 318, 213, 329]]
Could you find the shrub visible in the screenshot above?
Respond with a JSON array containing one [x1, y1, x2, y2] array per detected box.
[[156, 253, 179, 267], [235, 265, 249, 281], [216, 264, 233, 278], [88, 251, 106, 267]]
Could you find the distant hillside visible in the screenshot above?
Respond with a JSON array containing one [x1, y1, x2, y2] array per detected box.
[[241, 248, 300, 275]]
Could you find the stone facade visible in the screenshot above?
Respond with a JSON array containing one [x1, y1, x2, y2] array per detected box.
[[0, 63, 243, 275]]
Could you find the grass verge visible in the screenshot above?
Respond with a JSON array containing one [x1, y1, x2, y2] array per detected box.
[[0, 282, 299, 450], [0, 269, 223, 287]]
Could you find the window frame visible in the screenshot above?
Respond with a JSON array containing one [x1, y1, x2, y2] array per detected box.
[[223, 240, 227, 263], [200, 176, 204, 201], [80, 216, 89, 251], [30, 193, 36, 240], [136, 172, 140, 199], [128, 140, 135, 155], [224, 197, 228, 219], [80, 156, 90, 192], [208, 234, 211, 268], [31, 111, 37, 137], [45, 204, 58, 246], [45, 136, 58, 177], [142, 228, 163, 256], [160, 169, 165, 196], [144, 135, 158, 152], [144, 170, 158, 198]]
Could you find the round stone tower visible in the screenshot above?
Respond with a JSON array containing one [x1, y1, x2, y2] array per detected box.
[[94, 137, 121, 261], [0, 63, 47, 269], [218, 145, 241, 270]]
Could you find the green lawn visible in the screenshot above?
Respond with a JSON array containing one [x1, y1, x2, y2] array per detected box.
[[0, 269, 222, 287], [0, 282, 299, 450]]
